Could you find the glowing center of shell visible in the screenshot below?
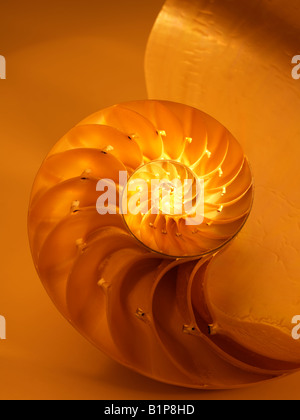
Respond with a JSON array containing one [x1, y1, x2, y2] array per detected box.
[[153, 180, 182, 215], [122, 160, 201, 218], [122, 160, 207, 257]]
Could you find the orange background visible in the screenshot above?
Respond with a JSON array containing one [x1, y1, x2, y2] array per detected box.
[[0, 0, 299, 400]]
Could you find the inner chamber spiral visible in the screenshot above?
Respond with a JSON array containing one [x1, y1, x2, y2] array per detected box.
[[28, 100, 299, 389]]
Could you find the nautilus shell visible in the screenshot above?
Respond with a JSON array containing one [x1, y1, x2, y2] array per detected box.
[[28, 100, 300, 389]]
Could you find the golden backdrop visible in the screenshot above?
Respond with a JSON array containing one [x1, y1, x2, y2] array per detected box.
[[0, 0, 300, 399]]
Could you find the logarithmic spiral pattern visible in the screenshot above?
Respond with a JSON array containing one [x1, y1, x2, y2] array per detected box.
[[28, 100, 299, 389]]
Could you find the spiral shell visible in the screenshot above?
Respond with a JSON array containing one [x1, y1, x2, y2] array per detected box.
[[28, 100, 299, 389]]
